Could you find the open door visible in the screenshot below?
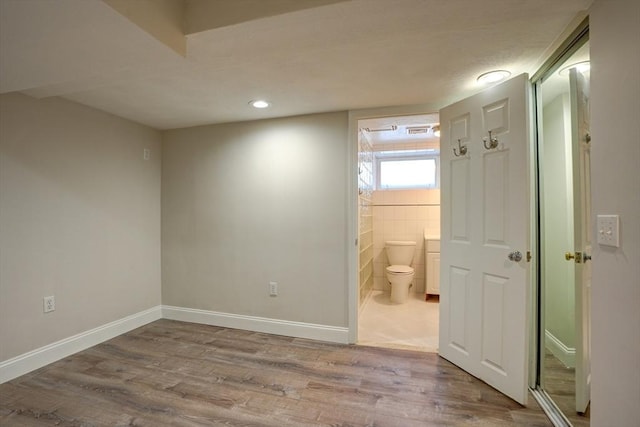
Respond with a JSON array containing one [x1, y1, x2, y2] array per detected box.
[[439, 74, 531, 405], [569, 67, 591, 414]]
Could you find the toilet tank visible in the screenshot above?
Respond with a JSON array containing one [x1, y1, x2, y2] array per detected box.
[[385, 241, 416, 265]]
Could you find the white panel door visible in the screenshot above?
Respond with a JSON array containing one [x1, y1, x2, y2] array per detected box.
[[570, 67, 592, 414], [439, 74, 530, 405]]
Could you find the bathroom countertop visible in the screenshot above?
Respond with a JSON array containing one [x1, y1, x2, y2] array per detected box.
[[423, 232, 440, 241]]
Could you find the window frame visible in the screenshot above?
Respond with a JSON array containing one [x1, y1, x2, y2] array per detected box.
[[374, 150, 440, 190]]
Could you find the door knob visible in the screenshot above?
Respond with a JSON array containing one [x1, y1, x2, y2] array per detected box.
[[508, 251, 522, 262], [565, 251, 583, 263]]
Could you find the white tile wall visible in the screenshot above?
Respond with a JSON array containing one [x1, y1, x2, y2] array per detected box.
[[372, 189, 440, 294]]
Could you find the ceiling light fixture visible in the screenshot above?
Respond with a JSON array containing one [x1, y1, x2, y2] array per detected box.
[[477, 70, 511, 85], [559, 61, 590, 76], [250, 100, 270, 109], [363, 125, 398, 132]]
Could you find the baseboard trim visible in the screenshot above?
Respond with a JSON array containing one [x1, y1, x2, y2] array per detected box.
[[0, 305, 162, 384], [544, 329, 576, 368], [162, 305, 349, 344], [1, 305, 349, 384]]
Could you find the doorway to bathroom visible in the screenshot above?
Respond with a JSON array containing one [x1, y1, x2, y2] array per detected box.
[[355, 113, 441, 352]]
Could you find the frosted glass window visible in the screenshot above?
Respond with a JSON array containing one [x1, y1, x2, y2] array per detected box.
[[379, 158, 437, 189]]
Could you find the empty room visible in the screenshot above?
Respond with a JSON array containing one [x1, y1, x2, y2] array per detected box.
[[1, 1, 638, 426]]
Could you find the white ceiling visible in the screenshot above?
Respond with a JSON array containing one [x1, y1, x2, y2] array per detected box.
[[541, 41, 590, 106], [359, 113, 440, 147], [0, 0, 592, 130]]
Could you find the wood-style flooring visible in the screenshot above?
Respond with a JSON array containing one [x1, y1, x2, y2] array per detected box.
[[543, 350, 590, 426], [1, 320, 553, 426]]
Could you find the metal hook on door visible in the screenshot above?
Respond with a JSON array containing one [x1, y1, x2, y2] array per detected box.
[[453, 139, 468, 157], [483, 130, 499, 150]]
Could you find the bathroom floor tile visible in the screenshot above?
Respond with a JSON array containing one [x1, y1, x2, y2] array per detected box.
[[358, 290, 439, 352]]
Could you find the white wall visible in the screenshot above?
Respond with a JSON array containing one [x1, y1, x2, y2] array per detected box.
[[0, 93, 162, 362], [162, 112, 349, 327], [590, 0, 640, 425], [542, 93, 575, 355]]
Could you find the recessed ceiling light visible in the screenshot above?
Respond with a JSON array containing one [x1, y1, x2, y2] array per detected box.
[[477, 70, 511, 85], [250, 100, 270, 109], [559, 61, 590, 76]]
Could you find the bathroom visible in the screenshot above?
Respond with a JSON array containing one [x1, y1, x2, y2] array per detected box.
[[357, 113, 441, 352]]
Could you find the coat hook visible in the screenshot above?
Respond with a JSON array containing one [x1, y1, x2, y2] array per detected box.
[[453, 139, 467, 157], [483, 130, 499, 150]]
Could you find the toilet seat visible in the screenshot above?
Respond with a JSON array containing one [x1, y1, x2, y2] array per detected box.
[[386, 265, 414, 274]]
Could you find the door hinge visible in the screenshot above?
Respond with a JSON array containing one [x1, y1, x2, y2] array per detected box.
[[355, 238, 358, 246]]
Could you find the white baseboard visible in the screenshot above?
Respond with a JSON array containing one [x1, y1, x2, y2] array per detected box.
[[162, 305, 350, 344], [1, 305, 349, 384], [0, 306, 162, 384], [545, 329, 576, 368]]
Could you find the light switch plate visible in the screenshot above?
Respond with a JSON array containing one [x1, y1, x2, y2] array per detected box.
[[597, 215, 619, 247]]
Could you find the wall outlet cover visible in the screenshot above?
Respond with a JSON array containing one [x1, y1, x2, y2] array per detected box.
[[596, 214, 620, 247], [269, 281, 278, 296], [43, 295, 55, 313]]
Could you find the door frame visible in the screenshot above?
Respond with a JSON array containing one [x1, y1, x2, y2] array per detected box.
[[347, 103, 440, 343], [529, 18, 590, 426]]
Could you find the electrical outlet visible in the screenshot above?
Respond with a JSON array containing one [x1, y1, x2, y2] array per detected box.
[[43, 296, 55, 313], [269, 281, 278, 296], [143, 148, 150, 160]]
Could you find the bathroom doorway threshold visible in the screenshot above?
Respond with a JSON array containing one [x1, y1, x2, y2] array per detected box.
[[357, 290, 439, 352]]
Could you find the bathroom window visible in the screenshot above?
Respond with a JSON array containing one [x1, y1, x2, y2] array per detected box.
[[375, 150, 439, 189]]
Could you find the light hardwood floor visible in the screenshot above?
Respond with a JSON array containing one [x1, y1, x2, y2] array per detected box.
[[543, 350, 590, 426], [1, 320, 553, 426]]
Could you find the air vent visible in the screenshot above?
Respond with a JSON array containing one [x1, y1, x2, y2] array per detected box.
[[407, 126, 430, 135], [362, 125, 398, 132]]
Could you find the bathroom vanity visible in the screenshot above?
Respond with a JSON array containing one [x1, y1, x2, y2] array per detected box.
[[424, 232, 440, 300]]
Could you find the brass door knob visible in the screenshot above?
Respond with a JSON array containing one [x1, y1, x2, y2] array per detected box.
[[565, 251, 583, 263]]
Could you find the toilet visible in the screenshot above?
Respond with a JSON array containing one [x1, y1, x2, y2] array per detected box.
[[385, 240, 416, 304]]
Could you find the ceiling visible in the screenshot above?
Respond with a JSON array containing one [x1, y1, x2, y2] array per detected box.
[[0, 0, 592, 130], [540, 41, 590, 106], [359, 114, 440, 147]]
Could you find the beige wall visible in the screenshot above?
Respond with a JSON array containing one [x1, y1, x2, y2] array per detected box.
[[590, 0, 640, 424], [372, 189, 440, 294], [0, 93, 162, 361], [162, 112, 349, 327]]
